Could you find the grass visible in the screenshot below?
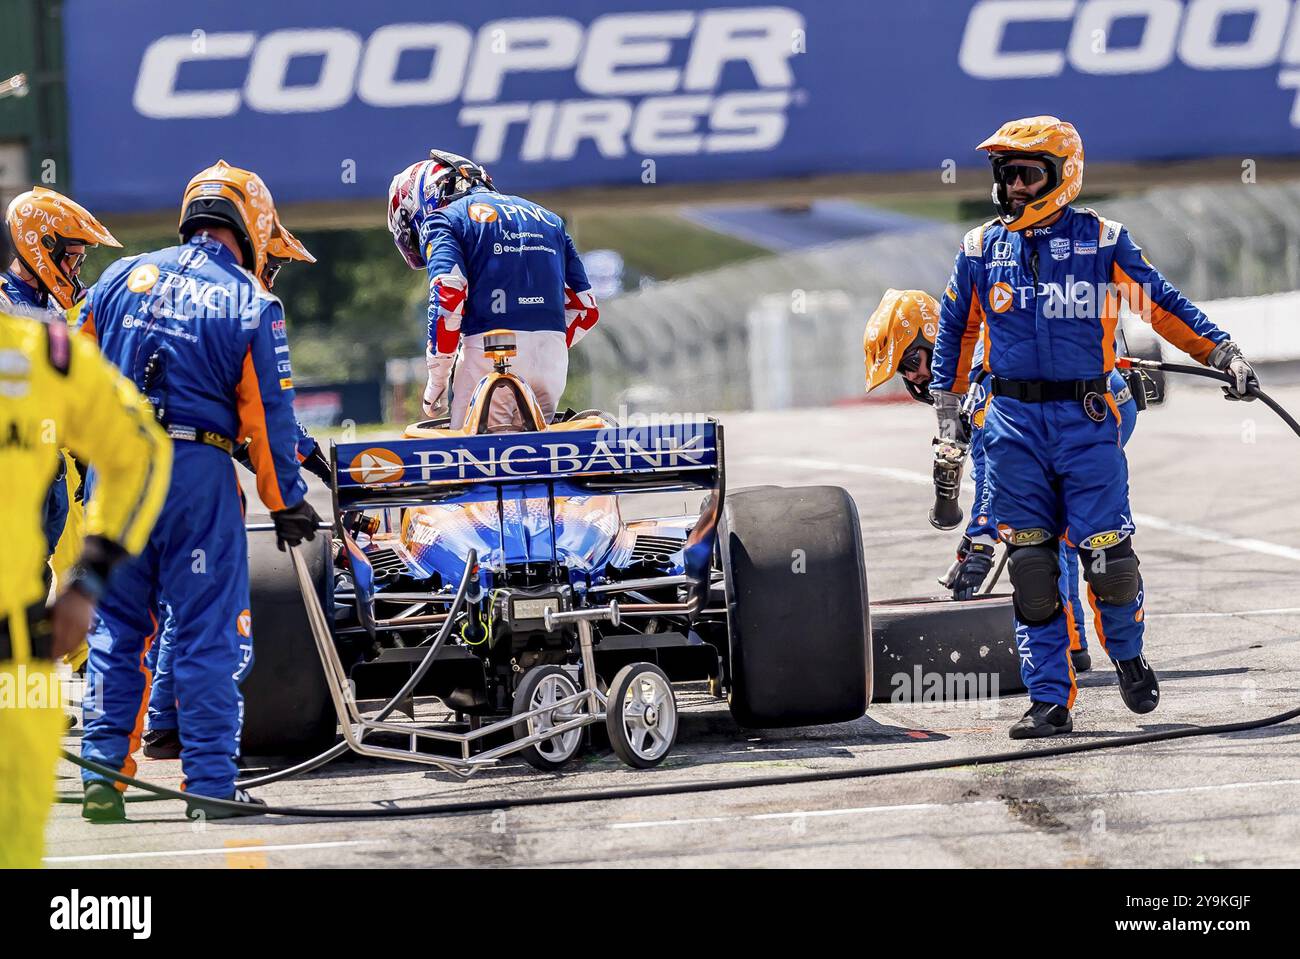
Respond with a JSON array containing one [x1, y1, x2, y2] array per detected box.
[[567, 209, 769, 280]]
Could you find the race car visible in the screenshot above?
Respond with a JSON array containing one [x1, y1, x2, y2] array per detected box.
[[240, 332, 871, 773]]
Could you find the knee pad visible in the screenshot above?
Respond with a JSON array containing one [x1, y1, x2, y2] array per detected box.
[[1081, 537, 1141, 605], [1007, 544, 1061, 624]]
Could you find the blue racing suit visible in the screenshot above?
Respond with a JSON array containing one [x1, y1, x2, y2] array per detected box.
[[932, 207, 1230, 708], [1, 270, 70, 555], [964, 343, 1139, 655], [145, 603, 177, 732], [79, 236, 306, 798], [417, 185, 595, 352], [0, 270, 56, 318], [147, 427, 318, 735]]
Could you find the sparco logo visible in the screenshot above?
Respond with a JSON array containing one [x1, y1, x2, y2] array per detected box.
[[961, 0, 1300, 126], [132, 8, 804, 160]]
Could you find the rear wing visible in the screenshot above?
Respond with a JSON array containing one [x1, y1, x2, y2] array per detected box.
[[331, 420, 722, 510]]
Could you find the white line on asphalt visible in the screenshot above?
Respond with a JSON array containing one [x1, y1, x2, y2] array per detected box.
[[742, 456, 1300, 563], [1146, 607, 1300, 619], [1129, 513, 1300, 562], [43, 839, 381, 864], [608, 779, 1300, 831]]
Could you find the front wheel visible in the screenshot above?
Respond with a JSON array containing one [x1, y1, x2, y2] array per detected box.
[[605, 663, 678, 769], [512, 666, 585, 771]]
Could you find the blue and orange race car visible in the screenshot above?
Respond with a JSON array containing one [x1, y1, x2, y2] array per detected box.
[[241, 332, 871, 775]]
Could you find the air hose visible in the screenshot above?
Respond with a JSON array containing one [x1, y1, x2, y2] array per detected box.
[[56, 364, 1300, 821]]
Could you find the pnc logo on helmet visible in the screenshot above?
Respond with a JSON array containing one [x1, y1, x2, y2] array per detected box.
[[467, 203, 498, 223], [349, 447, 405, 485], [988, 282, 1015, 313]]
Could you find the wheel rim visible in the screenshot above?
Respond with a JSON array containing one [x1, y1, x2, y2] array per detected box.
[[618, 671, 676, 761], [527, 673, 583, 761]]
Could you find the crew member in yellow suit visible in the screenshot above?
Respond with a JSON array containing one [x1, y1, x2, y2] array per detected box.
[[0, 308, 170, 868]]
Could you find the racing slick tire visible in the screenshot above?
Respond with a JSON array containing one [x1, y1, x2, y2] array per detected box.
[[241, 526, 338, 756], [720, 485, 870, 727], [869, 594, 1022, 703]]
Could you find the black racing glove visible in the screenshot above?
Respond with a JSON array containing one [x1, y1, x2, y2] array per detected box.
[[939, 535, 996, 600], [271, 499, 322, 552], [300, 441, 332, 484], [65, 534, 130, 601]]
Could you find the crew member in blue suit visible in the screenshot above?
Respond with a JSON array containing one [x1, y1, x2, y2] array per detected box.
[[3, 188, 121, 563], [929, 117, 1257, 738], [78, 161, 320, 819], [865, 290, 1141, 676], [141, 218, 328, 760]]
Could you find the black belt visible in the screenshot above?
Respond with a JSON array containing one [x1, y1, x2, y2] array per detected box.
[[166, 425, 235, 455], [0, 600, 54, 662], [990, 376, 1110, 403]]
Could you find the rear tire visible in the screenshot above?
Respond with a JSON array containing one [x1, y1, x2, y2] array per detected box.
[[241, 528, 338, 756], [719, 486, 870, 727], [870, 594, 1021, 703]]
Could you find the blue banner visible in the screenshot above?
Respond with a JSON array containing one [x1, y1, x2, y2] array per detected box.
[[64, 0, 1300, 212]]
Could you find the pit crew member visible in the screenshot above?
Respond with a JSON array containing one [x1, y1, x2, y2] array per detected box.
[[142, 219, 328, 761], [78, 160, 320, 820], [3, 188, 121, 565], [0, 306, 169, 867], [387, 150, 598, 429], [929, 117, 1257, 738], [865, 288, 1141, 674]]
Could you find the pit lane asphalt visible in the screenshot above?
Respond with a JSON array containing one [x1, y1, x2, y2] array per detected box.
[[45, 381, 1300, 867]]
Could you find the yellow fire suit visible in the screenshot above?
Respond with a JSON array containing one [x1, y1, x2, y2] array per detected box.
[[0, 309, 170, 868]]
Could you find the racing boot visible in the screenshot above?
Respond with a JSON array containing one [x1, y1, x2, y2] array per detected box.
[[1114, 654, 1160, 714], [1071, 648, 1092, 673], [142, 727, 182, 760], [1008, 701, 1073, 740], [186, 788, 267, 821], [82, 781, 126, 823]]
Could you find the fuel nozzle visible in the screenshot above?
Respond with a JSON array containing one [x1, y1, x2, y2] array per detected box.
[[929, 436, 968, 531]]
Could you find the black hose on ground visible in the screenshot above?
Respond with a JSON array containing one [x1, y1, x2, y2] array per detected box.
[[59, 702, 1300, 819], [54, 366, 1300, 821]]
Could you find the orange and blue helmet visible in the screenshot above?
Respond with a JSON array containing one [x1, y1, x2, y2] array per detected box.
[[864, 289, 941, 403], [978, 116, 1084, 232], [4, 187, 120, 309], [179, 160, 280, 279]]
